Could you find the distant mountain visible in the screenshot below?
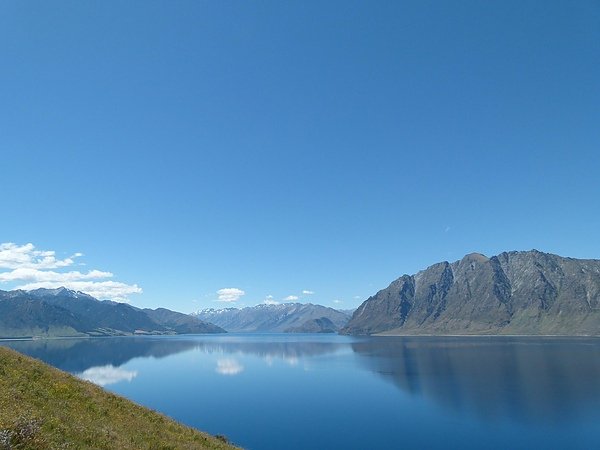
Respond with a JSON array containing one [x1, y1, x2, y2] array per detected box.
[[285, 317, 337, 333], [0, 295, 91, 338], [192, 303, 351, 333], [342, 250, 600, 336], [26, 288, 165, 334], [143, 308, 224, 334], [0, 288, 226, 338]]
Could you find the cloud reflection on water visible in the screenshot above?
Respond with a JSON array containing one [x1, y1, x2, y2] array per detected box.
[[216, 358, 244, 375], [77, 365, 138, 386]]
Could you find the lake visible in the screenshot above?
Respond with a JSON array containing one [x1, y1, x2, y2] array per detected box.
[[3, 334, 600, 449]]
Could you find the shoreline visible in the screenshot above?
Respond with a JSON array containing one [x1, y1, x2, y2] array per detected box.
[[3, 332, 600, 342], [372, 332, 600, 338]]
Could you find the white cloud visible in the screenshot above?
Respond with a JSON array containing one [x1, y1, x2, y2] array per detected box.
[[284, 295, 299, 301], [0, 242, 81, 270], [16, 281, 142, 303], [77, 365, 138, 386], [264, 294, 279, 305], [0, 268, 112, 283], [0, 242, 142, 302], [302, 290, 315, 295], [215, 358, 244, 376], [333, 299, 343, 304], [217, 288, 245, 303]]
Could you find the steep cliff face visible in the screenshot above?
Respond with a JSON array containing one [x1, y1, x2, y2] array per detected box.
[[347, 275, 415, 335], [342, 251, 600, 335]]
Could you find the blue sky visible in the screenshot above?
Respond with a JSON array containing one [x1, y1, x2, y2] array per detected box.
[[1, 1, 599, 312]]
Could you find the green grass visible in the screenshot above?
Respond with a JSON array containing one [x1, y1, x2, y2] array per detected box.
[[0, 346, 239, 449]]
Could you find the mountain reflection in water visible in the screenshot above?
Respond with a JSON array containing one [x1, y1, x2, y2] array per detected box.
[[3, 335, 600, 428], [351, 336, 600, 423], [2, 336, 199, 372], [1, 334, 347, 373]]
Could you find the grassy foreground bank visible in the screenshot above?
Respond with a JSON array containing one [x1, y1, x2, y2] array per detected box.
[[0, 346, 238, 449]]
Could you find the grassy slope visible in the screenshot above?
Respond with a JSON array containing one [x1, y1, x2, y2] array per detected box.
[[0, 346, 239, 450]]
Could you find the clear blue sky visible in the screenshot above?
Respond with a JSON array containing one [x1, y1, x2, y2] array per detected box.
[[1, 1, 599, 312]]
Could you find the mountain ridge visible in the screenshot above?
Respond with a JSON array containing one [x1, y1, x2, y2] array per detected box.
[[342, 250, 600, 336], [0, 288, 226, 338], [193, 302, 351, 333]]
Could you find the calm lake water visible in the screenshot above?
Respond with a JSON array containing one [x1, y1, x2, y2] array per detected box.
[[3, 334, 600, 449]]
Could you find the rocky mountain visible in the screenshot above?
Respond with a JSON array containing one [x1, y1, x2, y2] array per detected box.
[[0, 288, 226, 338], [192, 303, 351, 333], [342, 250, 600, 336]]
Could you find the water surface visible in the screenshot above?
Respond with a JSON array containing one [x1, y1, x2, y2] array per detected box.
[[3, 334, 600, 450]]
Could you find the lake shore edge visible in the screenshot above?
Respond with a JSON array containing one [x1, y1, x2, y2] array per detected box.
[[0, 346, 240, 450]]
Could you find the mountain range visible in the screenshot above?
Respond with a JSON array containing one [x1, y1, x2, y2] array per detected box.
[[0, 287, 225, 338], [193, 303, 351, 333], [5, 249, 598, 338], [342, 250, 600, 336]]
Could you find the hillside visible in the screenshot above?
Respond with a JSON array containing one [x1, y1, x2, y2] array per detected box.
[[193, 303, 350, 332], [342, 250, 600, 336], [0, 346, 237, 449], [285, 317, 338, 333], [0, 288, 225, 338], [144, 308, 225, 334]]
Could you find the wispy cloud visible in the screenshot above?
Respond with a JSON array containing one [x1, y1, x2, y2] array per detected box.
[[217, 288, 245, 302], [302, 290, 315, 295], [333, 299, 343, 304], [283, 295, 299, 302], [0, 242, 141, 302]]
